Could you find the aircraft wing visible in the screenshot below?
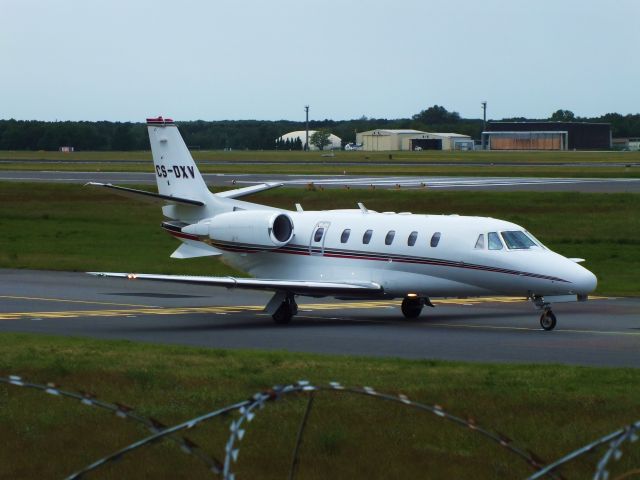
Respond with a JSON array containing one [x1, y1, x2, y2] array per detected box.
[[87, 272, 383, 296]]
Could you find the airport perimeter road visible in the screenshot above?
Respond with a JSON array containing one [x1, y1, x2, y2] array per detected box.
[[1, 269, 639, 367], [1, 170, 640, 192]]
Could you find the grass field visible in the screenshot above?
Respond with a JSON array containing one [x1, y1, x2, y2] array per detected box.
[[0, 334, 638, 479], [0, 182, 638, 295], [1, 149, 639, 177], [2, 148, 640, 164]]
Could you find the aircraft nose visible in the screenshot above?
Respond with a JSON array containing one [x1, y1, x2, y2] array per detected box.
[[572, 265, 597, 294]]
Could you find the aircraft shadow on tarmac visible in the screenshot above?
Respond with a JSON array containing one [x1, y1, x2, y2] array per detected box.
[[104, 292, 210, 299], [113, 309, 535, 334]]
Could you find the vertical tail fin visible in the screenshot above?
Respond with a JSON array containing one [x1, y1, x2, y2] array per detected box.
[[146, 117, 211, 203]]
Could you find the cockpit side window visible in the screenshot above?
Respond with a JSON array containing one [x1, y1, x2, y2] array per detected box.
[[488, 232, 503, 250], [474, 234, 484, 249], [501, 231, 537, 250]]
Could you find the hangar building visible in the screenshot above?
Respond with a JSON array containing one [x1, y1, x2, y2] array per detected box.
[[356, 129, 474, 151], [278, 130, 342, 150], [482, 122, 611, 150], [408, 132, 475, 151]]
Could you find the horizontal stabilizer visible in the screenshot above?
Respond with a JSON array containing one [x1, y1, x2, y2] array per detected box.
[[170, 243, 222, 259], [87, 272, 383, 296], [85, 182, 204, 206], [215, 182, 283, 199]]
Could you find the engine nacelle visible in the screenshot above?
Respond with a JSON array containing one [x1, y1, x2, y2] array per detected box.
[[183, 210, 294, 250]]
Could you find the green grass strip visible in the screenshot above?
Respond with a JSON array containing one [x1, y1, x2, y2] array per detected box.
[[0, 334, 638, 479]]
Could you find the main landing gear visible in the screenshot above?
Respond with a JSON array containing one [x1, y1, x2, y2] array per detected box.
[[266, 291, 298, 324], [401, 295, 434, 319]]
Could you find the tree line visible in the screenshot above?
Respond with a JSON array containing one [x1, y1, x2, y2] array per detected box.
[[1, 106, 639, 151]]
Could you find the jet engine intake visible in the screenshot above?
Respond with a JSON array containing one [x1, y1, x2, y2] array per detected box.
[[184, 211, 294, 250]]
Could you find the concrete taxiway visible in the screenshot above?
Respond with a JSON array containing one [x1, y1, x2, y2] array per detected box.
[[1, 269, 638, 367], [1, 170, 640, 192]]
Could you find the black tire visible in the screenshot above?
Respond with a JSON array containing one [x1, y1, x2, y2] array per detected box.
[[272, 303, 293, 324], [540, 310, 557, 331], [401, 297, 423, 319]]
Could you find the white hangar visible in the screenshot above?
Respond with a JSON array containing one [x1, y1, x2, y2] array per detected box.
[[356, 129, 474, 151]]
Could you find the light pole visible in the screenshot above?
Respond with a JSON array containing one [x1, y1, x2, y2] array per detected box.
[[481, 101, 487, 150], [304, 105, 309, 151], [481, 101, 487, 130]]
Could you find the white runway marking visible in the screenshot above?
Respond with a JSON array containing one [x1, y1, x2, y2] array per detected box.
[[253, 176, 640, 189]]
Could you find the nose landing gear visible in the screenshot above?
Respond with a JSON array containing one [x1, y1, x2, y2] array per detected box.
[[539, 308, 557, 331], [532, 295, 557, 331]]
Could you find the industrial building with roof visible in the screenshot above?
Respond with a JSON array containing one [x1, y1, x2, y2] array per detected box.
[[277, 130, 342, 150], [482, 122, 612, 150], [355, 129, 474, 151]]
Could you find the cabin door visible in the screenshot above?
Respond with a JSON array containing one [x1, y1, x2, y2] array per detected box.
[[309, 221, 330, 256]]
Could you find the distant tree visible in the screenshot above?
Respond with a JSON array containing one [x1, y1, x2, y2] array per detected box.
[[310, 129, 332, 150], [112, 123, 135, 150], [550, 109, 576, 122], [412, 105, 460, 124]]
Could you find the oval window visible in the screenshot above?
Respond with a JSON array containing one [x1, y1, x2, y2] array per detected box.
[[362, 229, 373, 244], [385, 230, 395, 245], [314, 227, 324, 242], [408, 231, 418, 246], [341, 229, 351, 243], [430, 232, 441, 247]]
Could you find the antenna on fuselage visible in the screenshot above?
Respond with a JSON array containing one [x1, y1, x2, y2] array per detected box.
[[357, 202, 369, 214], [295, 203, 304, 212]]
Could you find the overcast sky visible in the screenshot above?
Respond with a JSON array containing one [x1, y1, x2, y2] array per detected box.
[[2, 0, 638, 122]]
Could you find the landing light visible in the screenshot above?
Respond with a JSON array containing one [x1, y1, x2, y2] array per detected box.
[[127, 274, 137, 280], [407, 293, 418, 298]]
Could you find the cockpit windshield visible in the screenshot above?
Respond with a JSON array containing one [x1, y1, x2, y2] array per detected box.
[[501, 231, 537, 250]]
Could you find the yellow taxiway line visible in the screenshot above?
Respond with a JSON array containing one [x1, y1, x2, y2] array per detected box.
[[0, 294, 156, 308], [0, 296, 608, 321]]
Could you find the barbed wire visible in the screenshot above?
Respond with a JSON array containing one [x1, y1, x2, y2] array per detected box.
[[1, 375, 637, 479], [0, 375, 225, 475]]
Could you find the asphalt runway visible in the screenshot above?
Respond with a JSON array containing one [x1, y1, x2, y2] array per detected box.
[[1, 269, 638, 367], [2, 170, 640, 192]]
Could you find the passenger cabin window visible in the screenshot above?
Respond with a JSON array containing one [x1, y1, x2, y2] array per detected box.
[[488, 232, 503, 250], [430, 232, 441, 247], [340, 229, 351, 243], [475, 234, 484, 249], [314, 227, 325, 242], [385, 230, 395, 245], [501, 231, 537, 250], [408, 231, 418, 246], [362, 229, 373, 244]]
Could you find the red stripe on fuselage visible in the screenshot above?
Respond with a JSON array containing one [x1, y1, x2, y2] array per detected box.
[[166, 230, 200, 241]]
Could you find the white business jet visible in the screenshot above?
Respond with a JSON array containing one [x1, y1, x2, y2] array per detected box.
[[87, 117, 597, 331]]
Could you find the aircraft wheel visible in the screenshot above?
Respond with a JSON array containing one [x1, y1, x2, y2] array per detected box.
[[401, 297, 423, 319], [272, 303, 293, 324], [540, 310, 557, 331]]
